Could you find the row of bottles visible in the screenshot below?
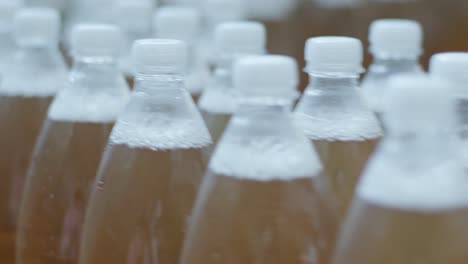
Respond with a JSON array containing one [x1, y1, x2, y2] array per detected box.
[[1, 4, 468, 264]]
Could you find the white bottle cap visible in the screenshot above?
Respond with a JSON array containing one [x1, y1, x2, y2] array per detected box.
[[0, 2, 21, 31], [305, 36, 364, 74], [14, 7, 60, 47], [233, 55, 299, 100], [384, 74, 455, 133], [215, 22, 266, 56], [202, 0, 246, 23], [430, 52, 468, 89], [132, 39, 188, 74], [369, 19, 423, 58], [153, 6, 201, 43], [115, 0, 155, 32], [71, 24, 122, 57]]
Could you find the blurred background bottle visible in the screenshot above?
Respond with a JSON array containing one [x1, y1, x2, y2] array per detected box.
[[198, 22, 267, 150], [362, 19, 424, 116], [153, 6, 206, 101], [333, 75, 468, 264], [0, 8, 66, 264]]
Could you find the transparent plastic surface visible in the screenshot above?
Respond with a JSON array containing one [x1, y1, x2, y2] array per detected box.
[[0, 45, 67, 264], [0, 97, 52, 264], [16, 56, 130, 264], [333, 131, 468, 264], [295, 75, 381, 220], [17, 122, 113, 264], [362, 57, 424, 113], [80, 74, 212, 264], [180, 103, 338, 264]]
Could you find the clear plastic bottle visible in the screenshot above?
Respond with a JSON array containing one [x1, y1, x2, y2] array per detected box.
[[17, 24, 130, 264], [430, 52, 468, 166], [0, 8, 66, 264], [199, 0, 247, 70], [115, 0, 155, 81], [295, 37, 382, 221], [180, 55, 338, 264], [153, 6, 206, 101], [79, 39, 212, 264], [362, 19, 424, 116], [0, 2, 21, 74], [198, 22, 266, 149], [333, 75, 468, 264]]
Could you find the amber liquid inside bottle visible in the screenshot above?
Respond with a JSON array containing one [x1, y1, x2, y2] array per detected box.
[[313, 138, 379, 219], [0, 96, 53, 264], [80, 143, 209, 264], [180, 171, 337, 264], [17, 120, 114, 264], [333, 198, 468, 264]]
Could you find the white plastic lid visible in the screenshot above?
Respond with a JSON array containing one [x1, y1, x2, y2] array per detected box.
[[430, 52, 468, 88], [233, 55, 299, 99], [71, 24, 122, 57], [384, 74, 455, 133], [215, 22, 266, 55], [115, 0, 155, 31], [131, 39, 188, 74], [14, 7, 60, 46], [369, 19, 423, 57], [304, 36, 364, 74], [153, 6, 201, 43], [202, 0, 246, 23]]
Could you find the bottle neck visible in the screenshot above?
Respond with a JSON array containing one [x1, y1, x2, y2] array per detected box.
[[370, 55, 422, 72], [134, 73, 185, 93], [212, 56, 234, 89], [307, 74, 359, 91], [71, 56, 122, 89]]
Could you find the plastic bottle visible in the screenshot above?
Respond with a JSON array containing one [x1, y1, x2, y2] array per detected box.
[[180, 55, 338, 264], [430, 52, 468, 165], [362, 19, 424, 116], [295, 36, 382, 221], [0, 8, 66, 264], [17, 24, 130, 264], [153, 6, 206, 101], [115, 0, 155, 81], [198, 22, 266, 149], [199, 0, 247, 69], [79, 39, 212, 264], [333, 75, 468, 264]]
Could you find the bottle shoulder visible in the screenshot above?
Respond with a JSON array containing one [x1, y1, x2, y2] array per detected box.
[[210, 111, 323, 180], [358, 139, 468, 211], [48, 77, 131, 123], [295, 86, 382, 141], [111, 89, 212, 151]]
